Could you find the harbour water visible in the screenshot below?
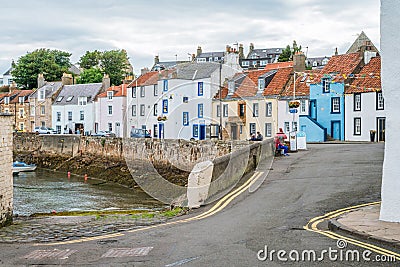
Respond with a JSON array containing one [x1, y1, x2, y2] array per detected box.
[[13, 169, 164, 216]]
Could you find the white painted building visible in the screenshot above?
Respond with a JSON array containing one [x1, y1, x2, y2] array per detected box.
[[345, 56, 385, 142], [94, 84, 128, 137]]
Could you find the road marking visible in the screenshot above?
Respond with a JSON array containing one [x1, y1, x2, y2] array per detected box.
[[304, 201, 400, 261], [41, 169, 266, 246], [165, 256, 200, 266], [101, 247, 153, 258], [23, 249, 77, 260]]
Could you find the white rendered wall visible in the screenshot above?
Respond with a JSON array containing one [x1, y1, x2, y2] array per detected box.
[[380, 0, 400, 222]]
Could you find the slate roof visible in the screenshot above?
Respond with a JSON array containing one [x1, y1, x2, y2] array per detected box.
[[346, 31, 379, 54], [53, 83, 103, 106], [346, 56, 381, 93], [97, 84, 128, 98], [247, 48, 283, 59], [3, 67, 12, 76], [128, 71, 159, 87], [197, 51, 225, 58], [30, 81, 63, 99], [176, 62, 220, 80], [151, 61, 189, 71], [68, 64, 81, 75]]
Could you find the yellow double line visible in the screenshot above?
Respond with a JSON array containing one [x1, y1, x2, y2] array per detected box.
[[42, 171, 264, 246], [304, 201, 400, 261]]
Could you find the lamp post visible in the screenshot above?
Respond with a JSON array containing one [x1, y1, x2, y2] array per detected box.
[[219, 61, 223, 140]]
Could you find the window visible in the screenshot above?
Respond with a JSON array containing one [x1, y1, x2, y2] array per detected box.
[[154, 85, 158, 96], [108, 122, 112, 132], [56, 112, 61, 122], [217, 105, 221, 117], [78, 97, 87, 106], [240, 125, 243, 134], [284, 122, 290, 133], [300, 100, 306, 113], [140, 86, 145, 97], [376, 92, 384, 110], [41, 121, 45, 127], [132, 88, 137, 98], [250, 123, 256, 135], [4, 97, 9, 105], [183, 96, 189, 103], [265, 123, 272, 137], [162, 99, 168, 113], [292, 122, 298, 131], [322, 77, 331, 93], [30, 103, 35, 116], [38, 90, 45, 101], [313, 61, 318, 67], [56, 96, 63, 102], [239, 103, 245, 117], [140, 104, 145, 116], [223, 104, 228, 117], [198, 103, 204, 118], [242, 61, 249, 67], [132, 105, 136, 116], [68, 111, 72, 121], [4, 108, 9, 114], [41, 106, 45, 115], [19, 96, 24, 104], [108, 105, 113, 115], [19, 108, 24, 118], [331, 97, 340, 113], [183, 112, 189, 126], [260, 60, 268, 66], [153, 104, 158, 116], [266, 102, 272, 117], [56, 125, 61, 134], [214, 57, 219, 61], [354, 93, 361, 111], [19, 122, 24, 131], [198, 82, 204, 96], [107, 91, 113, 100], [80, 110, 84, 120], [354, 117, 361, 135], [163, 80, 168, 92], [253, 103, 259, 117], [153, 124, 158, 138], [193, 124, 199, 137], [258, 79, 265, 91], [66, 96, 74, 102]]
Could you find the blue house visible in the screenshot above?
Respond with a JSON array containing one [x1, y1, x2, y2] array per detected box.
[[300, 53, 363, 142]]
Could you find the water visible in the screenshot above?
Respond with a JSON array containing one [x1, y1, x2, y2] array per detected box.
[[13, 169, 164, 216]]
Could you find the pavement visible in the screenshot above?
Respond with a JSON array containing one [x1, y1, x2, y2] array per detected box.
[[329, 203, 400, 248]]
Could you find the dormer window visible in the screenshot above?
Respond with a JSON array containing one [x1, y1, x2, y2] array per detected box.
[[56, 96, 63, 102], [4, 97, 9, 105], [38, 89, 45, 101], [312, 61, 318, 67], [322, 77, 331, 93], [258, 78, 265, 91], [107, 91, 113, 100], [78, 96, 87, 106], [66, 96, 74, 102], [19, 96, 25, 104]]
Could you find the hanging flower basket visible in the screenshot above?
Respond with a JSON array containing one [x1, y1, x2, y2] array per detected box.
[[288, 101, 300, 108], [157, 116, 167, 121]]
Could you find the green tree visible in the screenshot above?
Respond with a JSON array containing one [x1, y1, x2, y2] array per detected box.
[[100, 50, 129, 85], [278, 45, 292, 62], [12, 48, 71, 89], [76, 67, 103, 84], [79, 50, 101, 69]]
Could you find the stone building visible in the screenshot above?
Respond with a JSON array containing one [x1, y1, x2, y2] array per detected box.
[[0, 114, 13, 227], [0, 89, 33, 131]]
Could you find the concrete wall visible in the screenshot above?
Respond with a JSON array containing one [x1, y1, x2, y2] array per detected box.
[[0, 114, 13, 227], [380, 0, 400, 222]]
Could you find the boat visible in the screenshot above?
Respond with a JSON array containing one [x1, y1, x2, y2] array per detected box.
[[12, 161, 37, 173]]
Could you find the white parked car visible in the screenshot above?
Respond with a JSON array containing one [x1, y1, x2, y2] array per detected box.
[[34, 126, 57, 134]]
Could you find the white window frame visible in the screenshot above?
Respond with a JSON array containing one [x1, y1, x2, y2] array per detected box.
[[107, 91, 113, 100], [140, 86, 145, 97], [56, 112, 61, 122], [80, 110, 84, 121], [223, 104, 228, 117], [300, 100, 306, 113], [265, 123, 272, 137], [132, 105, 136, 117], [354, 117, 361, 135], [78, 97, 87, 106], [250, 123, 256, 135], [38, 89, 45, 101], [354, 93, 361, 111], [253, 103, 259, 117], [284, 122, 290, 133], [140, 104, 145, 116], [68, 111, 72, 121], [331, 97, 340, 113], [108, 105, 113, 115], [266, 102, 272, 117]]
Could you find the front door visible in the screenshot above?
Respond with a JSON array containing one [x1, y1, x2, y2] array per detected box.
[[158, 123, 164, 139], [310, 100, 317, 120], [331, 121, 341, 140], [199, 125, 206, 140], [115, 122, 120, 137], [231, 124, 238, 140], [377, 117, 386, 142]]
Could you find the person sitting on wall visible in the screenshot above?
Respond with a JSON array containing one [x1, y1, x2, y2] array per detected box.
[[250, 134, 256, 141], [256, 131, 263, 141], [276, 128, 287, 141], [275, 136, 289, 156]]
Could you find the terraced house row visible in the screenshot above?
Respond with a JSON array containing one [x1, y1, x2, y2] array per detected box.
[[0, 33, 385, 142]]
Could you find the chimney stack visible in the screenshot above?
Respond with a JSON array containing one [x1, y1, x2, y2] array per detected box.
[[335, 47, 338, 56], [154, 55, 160, 65], [102, 74, 110, 90], [239, 44, 244, 59], [293, 52, 306, 73], [61, 73, 73, 86], [249, 43, 254, 53], [37, 73, 45, 88], [141, 67, 149, 76], [196, 46, 202, 57]]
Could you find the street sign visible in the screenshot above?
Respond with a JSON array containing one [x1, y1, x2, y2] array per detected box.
[[289, 109, 298, 113]]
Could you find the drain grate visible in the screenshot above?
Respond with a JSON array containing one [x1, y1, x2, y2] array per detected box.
[[101, 247, 153, 258], [23, 249, 77, 260]]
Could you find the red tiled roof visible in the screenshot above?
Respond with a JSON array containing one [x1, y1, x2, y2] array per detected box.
[[263, 67, 293, 96], [128, 71, 159, 87], [264, 61, 293, 70], [281, 69, 323, 97], [97, 84, 128, 98], [346, 56, 381, 93], [9, 90, 33, 103]]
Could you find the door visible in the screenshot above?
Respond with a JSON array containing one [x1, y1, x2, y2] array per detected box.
[[310, 100, 317, 120], [199, 125, 206, 140], [158, 123, 164, 139], [231, 124, 238, 140], [331, 121, 341, 140], [115, 122, 120, 137], [377, 117, 386, 142]]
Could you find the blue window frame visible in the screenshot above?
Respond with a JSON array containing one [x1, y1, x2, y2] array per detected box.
[[162, 99, 168, 114], [163, 80, 168, 92], [193, 124, 199, 137], [198, 82, 204, 96], [198, 103, 204, 118], [183, 112, 189, 126]]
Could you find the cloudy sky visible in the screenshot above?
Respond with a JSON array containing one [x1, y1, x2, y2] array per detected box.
[[0, 0, 380, 75]]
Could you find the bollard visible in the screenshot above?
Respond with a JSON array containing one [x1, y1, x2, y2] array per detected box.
[[68, 171, 71, 179]]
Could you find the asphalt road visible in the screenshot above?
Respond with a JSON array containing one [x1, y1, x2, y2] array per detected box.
[[1, 143, 394, 266]]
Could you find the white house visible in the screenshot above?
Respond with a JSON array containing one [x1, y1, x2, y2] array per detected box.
[[94, 84, 128, 137], [52, 79, 107, 134], [345, 56, 385, 142]]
